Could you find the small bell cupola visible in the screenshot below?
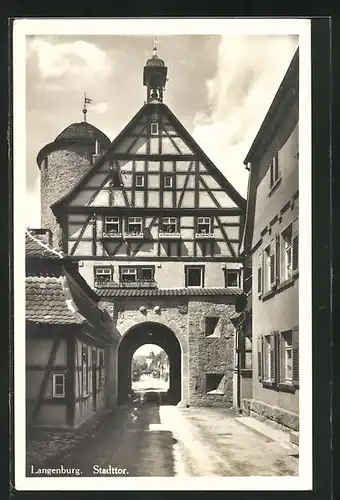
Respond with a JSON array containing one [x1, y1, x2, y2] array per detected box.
[[143, 41, 168, 103]]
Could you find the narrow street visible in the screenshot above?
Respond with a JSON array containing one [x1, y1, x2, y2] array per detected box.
[[28, 377, 298, 477]]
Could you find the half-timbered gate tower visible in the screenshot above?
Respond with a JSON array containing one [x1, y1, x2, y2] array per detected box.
[[37, 46, 246, 409]]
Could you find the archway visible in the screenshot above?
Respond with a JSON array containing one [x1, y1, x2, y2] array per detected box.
[[118, 322, 182, 405]]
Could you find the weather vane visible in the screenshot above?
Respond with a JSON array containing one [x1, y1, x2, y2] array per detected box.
[[82, 92, 93, 122]]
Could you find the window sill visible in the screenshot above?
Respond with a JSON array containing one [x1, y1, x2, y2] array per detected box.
[[268, 177, 282, 198], [277, 276, 295, 292], [262, 288, 276, 301], [260, 272, 299, 301], [262, 380, 276, 389], [277, 383, 296, 394]]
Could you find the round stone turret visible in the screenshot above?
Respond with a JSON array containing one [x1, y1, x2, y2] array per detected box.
[[37, 121, 110, 247]]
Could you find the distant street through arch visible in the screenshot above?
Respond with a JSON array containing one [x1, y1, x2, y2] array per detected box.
[[117, 322, 182, 405]]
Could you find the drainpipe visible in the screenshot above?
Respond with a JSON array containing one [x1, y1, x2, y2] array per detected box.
[[236, 325, 241, 410]]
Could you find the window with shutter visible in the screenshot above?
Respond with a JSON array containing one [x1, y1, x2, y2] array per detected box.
[[275, 234, 280, 284], [292, 326, 299, 388], [257, 266, 262, 294], [257, 336, 263, 381], [292, 219, 299, 273], [269, 334, 275, 381]]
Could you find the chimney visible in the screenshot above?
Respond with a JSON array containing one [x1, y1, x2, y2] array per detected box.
[[29, 228, 53, 247]]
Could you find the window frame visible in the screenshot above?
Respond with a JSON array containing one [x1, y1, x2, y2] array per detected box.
[[150, 122, 159, 136], [52, 373, 65, 398], [161, 216, 178, 234], [258, 330, 299, 392], [185, 265, 205, 288], [104, 216, 121, 234], [82, 344, 89, 397], [163, 175, 173, 189], [197, 217, 212, 235], [280, 330, 293, 384], [269, 152, 280, 189], [226, 270, 239, 288], [126, 216, 143, 234], [135, 174, 145, 188], [119, 266, 155, 283], [94, 266, 113, 283]]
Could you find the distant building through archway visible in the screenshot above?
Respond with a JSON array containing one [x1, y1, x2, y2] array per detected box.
[[117, 322, 182, 405]]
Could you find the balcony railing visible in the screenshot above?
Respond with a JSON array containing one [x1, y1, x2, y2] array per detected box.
[[195, 232, 215, 239], [159, 232, 181, 239], [94, 279, 157, 289], [102, 231, 123, 239], [124, 232, 144, 240]]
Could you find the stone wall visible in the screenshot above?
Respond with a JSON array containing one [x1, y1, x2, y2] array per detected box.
[[188, 298, 236, 407], [40, 145, 94, 247], [242, 398, 299, 431], [109, 294, 237, 408]]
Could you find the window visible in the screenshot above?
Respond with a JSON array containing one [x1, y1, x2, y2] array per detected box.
[[82, 345, 89, 396], [150, 122, 158, 135], [135, 175, 145, 187], [104, 216, 120, 234], [127, 217, 143, 234], [282, 224, 293, 279], [206, 373, 225, 394], [163, 175, 173, 188], [263, 334, 275, 382], [205, 317, 219, 337], [121, 268, 137, 283], [280, 219, 298, 281], [185, 266, 204, 287], [161, 217, 177, 233], [280, 331, 293, 383], [95, 267, 113, 283], [226, 270, 239, 287], [197, 217, 212, 235], [257, 329, 299, 391], [52, 373, 65, 398], [98, 350, 105, 389], [264, 240, 276, 292], [269, 152, 280, 188], [120, 266, 155, 284]]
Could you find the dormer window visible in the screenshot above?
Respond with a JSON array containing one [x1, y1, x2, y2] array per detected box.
[[150, 122, 158, 135], [135, 174, 145, 188]]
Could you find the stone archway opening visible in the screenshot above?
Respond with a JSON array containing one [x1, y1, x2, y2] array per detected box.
[[117, 322, 182, 405]]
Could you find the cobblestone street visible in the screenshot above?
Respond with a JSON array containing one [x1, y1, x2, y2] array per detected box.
[[27, 389, 298, 477]]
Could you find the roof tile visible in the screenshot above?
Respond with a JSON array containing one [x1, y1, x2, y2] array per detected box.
[[94, 287, 243, 298], [26, 275, 86, 325]]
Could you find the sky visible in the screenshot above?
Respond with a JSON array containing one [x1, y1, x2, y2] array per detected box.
[[25, 33, 298, 227]]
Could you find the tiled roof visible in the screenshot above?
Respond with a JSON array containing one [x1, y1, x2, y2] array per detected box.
[[25, 230, 65, 260], [95, 287, 244, 298], [55, 122, 110, 146], [26, 275, 86, 324]]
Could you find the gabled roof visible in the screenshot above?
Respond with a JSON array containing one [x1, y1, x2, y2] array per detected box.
[[50, 101, 246, 212], [240, 48, 299, 256]]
